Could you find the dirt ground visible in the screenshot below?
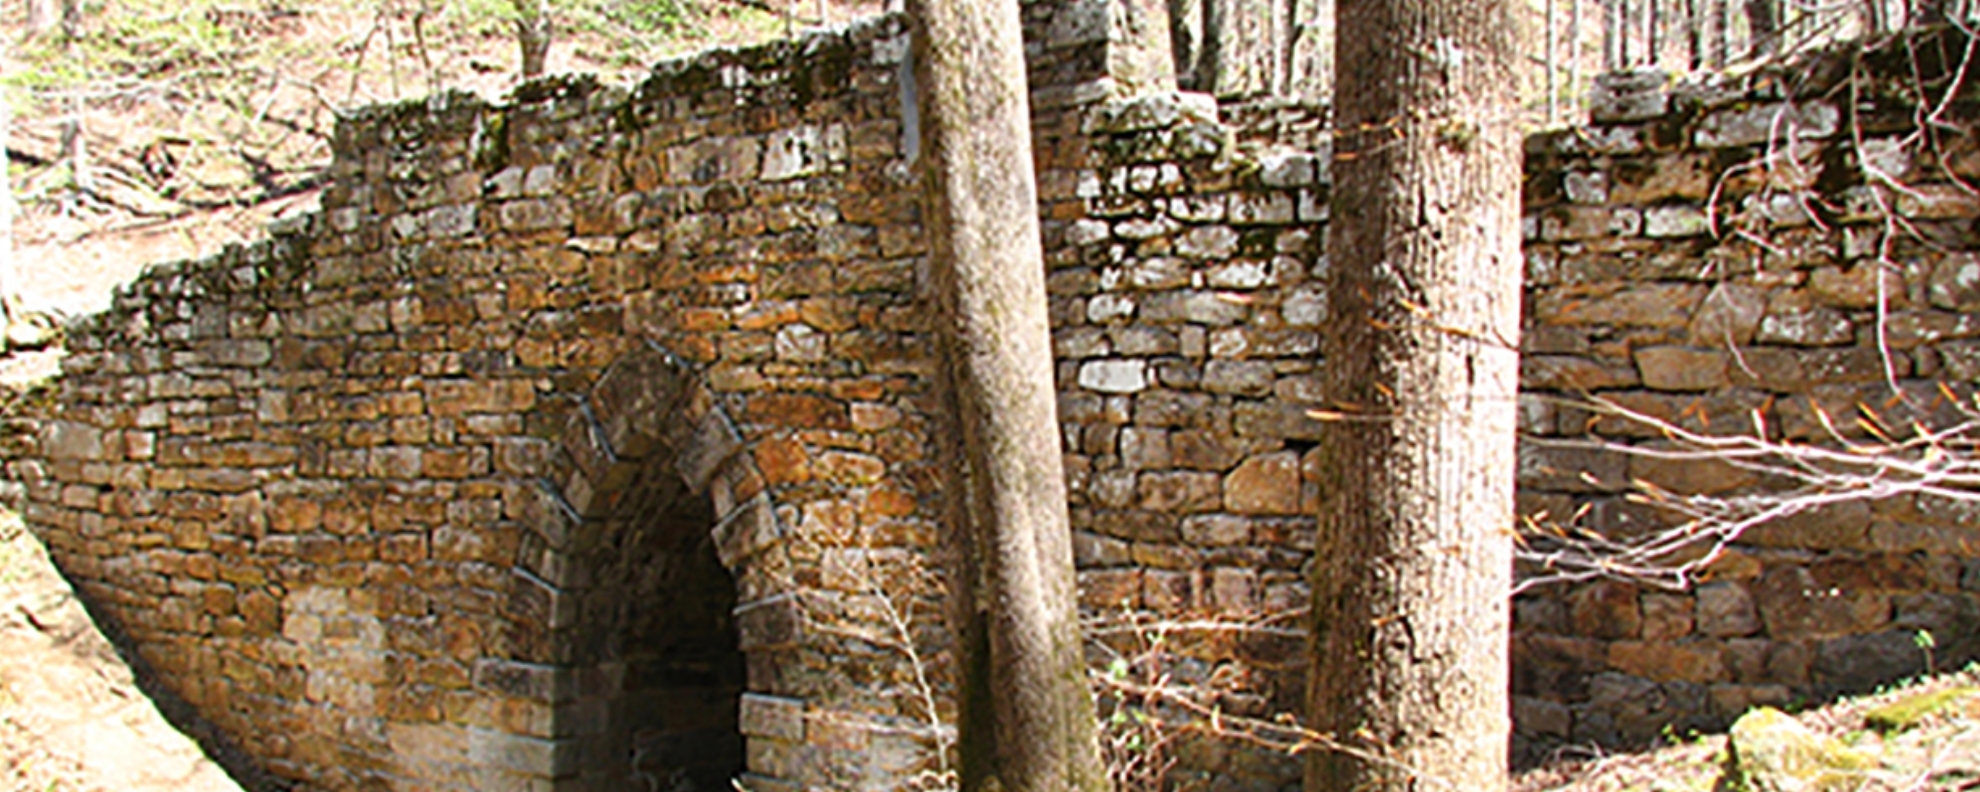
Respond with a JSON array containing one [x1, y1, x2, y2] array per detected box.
[[0, 509, 243, 792]]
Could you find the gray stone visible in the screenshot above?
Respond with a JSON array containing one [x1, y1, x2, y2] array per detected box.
[[1589, 69, 1672, 123], [1929, 253, 1980, 310], [1812, 630, 1928, 694], [1635, 346, 1729, 391], [1756, 310, 1855, 347], [1696, 101, 1840, 148], [1201, 360, 1274, 396], [1174, 225, 1239, 259], [1230, 192, 1296, 225], [1698, 582, 1761, 637], [1563, 171, 1610, 204], [1643, 205, 1710, 237], [1689, 282, 1768, 345], [1513, 695, 1574, 738], [1078, 359, 1149, 393]]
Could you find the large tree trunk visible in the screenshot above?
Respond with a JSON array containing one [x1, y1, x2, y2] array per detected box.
[[906, 2, 1106, 791], [1307, 0, 1521, 790]]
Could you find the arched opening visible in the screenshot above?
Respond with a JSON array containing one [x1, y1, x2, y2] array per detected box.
[[569, 456, 747, 791]]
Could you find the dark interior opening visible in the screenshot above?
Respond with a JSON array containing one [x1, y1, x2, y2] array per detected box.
[[573, 462, 746, 791]]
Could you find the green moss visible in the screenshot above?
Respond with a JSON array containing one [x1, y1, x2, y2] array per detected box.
[[1730, 707, 1877, 792], [1864, 686, 1979, 733], [475, 111, 510, 172]]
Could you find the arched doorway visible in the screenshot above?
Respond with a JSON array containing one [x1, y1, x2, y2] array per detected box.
[[570, 458, 746, 791]]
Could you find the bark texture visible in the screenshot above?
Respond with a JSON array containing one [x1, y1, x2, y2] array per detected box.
[[514, 0, 551, 80], [1744, 0, 1779, 54], [906, 2, 1106, 790], [1307, 0, 1521, 790], [1172, 0, 1331, 98]]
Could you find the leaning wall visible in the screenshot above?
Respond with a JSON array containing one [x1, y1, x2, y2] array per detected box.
[[9, 7, 1980, 791]]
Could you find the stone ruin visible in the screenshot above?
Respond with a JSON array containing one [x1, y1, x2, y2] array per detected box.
[[8, 2, 1980, 789]]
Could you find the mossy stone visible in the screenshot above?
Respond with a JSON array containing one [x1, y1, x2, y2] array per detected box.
[[1863, 686, 1980, 734], [1729, 707, 1876, 792]]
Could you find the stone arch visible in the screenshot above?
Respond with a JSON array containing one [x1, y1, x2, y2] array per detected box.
[[504, 341, 798, 790]]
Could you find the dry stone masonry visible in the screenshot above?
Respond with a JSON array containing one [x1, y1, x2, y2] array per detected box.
[[6, 4, 1980, 790], [1515, 32, 1980, 759]]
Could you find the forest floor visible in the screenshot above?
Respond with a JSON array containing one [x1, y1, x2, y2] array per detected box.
[[1511, 670, 1980, 792], [0, 508, 243, 792]]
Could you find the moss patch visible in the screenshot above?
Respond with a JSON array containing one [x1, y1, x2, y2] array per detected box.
[[1864, 686, 1980, 734]]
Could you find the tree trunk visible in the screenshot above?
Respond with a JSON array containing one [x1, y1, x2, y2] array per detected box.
[[24, 0, 58, 40], [1307, 0, 1520, 789], [1202, 0, 1291, 97], [58, 0, 89, 198], [906, 2, 1106, 791], [1287, 0, 1333, 98], [1744, 0, 1778, 55], [0, 91, 16, 325], [514, 0, 551, 80], [1170, 0, 1206, 90]]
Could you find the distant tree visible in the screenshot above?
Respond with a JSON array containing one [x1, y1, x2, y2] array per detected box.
[[513, 0, 553, 79], [1307, 0, 1523, 790], [1170, 0, 1330, 99], [1745, 0, 1780, 55]]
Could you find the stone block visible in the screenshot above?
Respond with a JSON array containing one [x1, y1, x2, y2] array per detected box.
[[1642, 205, 1708, 237], [1812, 630, 1928, 693], [1687, 283, 1768, 346], [1642, 593, 1695, 641], [1078, 359, 1148, 393], [1589, 69, 1671, 123], [1754, 565, 1888, 640], [1569, 580, 1641, 640], [737, 693, 806, 741], [1201, 360, 1274, 396], [1513, 695, 1574, 738], [1634, 346, 1728, 391], [712, 496, 785, 570], [735, 595, 804, 650], [1608, 639, 1725, 683], [42, 421, 109, 462], [1119, 426, 1171, 470], [1223, 452, 1299, 516], [1697, 582, 1761, 637], [1929, 252, 1980, 310], [1695, 101, 1838, 148], [1136, 471, 1222, 513]]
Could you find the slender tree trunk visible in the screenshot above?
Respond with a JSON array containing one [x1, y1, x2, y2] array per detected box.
[[906, 2, 1106, 791], [1202, 0, 1292, 97], [1307, 0, 1520, 789], [57, 0, 88, 199], [1170, 0, 1206, 90], [24, 0, 58, 40], [514, 0, 551, 80], [0, 91, 17, 326], [1745, 0, 1779, 55]]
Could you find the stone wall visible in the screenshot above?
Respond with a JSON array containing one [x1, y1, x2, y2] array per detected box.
[[16, 15, 958, 791], [1512, 33, 1980, 759], [8, 8, 1980, 792]]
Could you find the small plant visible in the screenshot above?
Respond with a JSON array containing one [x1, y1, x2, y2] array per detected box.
[[1914, 628, 1938, 676]]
